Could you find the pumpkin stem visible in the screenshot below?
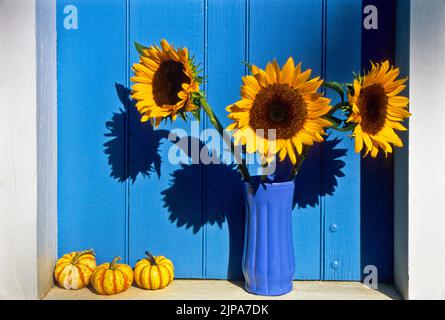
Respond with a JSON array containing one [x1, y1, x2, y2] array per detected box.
[[110, 256, 122, 270], [72, 249, 95, 264], [145, 251, 157, 266]]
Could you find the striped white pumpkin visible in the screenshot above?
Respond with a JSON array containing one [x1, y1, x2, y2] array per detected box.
[[54, 250, 96, 290]]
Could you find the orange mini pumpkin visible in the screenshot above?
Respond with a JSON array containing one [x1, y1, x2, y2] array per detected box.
[[134, 251, 174, 290], [91, 256, 134, 295], [54, 249, 96, 290]]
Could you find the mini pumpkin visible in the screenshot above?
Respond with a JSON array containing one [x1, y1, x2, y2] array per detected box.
[[134, 251, 174, 290], [54, 249, 96, 290], [91, 256, 134, 295]]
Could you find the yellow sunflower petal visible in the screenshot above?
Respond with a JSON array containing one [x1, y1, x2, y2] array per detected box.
[[280, 57, 295, 84], [278, 144, 287, 162], [265, 60, 280, 84], [354, 126, 364, 153], [292, 69, 312, 88], [370, 145, 379, 158], [388, 96, 409, 107], [242, 75, 261, 94], [292, 136, 303, 155], [286, 141, 297, 164]]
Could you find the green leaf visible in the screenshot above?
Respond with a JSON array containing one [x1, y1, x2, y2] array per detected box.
[[135, 41, 148, 56], [191, 91, 203, 107], [191, 109, 201, 122], [322, 81, 344, 94], [178, 111, 187, 122], [341, 122, 357, 132], [323, 115, 343, 128], [321, 81, 345, 105]]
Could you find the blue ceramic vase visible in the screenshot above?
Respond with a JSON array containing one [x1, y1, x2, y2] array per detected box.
[[242, 180, 295, 296]]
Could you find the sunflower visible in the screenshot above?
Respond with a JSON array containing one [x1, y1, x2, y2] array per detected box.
[[131, 39, 201, 127], [226, 57, 332, 164], [347, 60, 410, 157]]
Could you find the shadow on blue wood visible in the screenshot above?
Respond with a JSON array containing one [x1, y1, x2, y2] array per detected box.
[[262, 138, 347, 210], [160, 137, 347, 280], [360, 0, 397, 283], [294, 138, 346, 209], [104, 84, 169, 183], [58, 0, 387, 281], [162, 161, 245, 280]]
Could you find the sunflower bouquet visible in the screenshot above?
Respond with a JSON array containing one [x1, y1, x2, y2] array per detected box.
[[130, 39, 410, 296], [225, 59, 410, 179], [131, 40, 409, 181]]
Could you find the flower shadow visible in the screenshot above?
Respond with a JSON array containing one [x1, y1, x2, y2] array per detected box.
[[294, 137, 347, 209], [104, 84, 169, 183], [161, 137, 245, 279], [161, 136, 347, 279]]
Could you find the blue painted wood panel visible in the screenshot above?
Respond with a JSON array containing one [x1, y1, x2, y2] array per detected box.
[[204, 0, 247, 280], [57, 0, 127, 264], [57, 0, 394, 281], [323, 0, 362, 280], [128, 0, 205, 278], [249, 0, 324, 280]]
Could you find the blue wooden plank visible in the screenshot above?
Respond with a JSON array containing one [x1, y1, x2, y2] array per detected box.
[[204, 0, 247, 280], [361, 0, 396, 283], [56, 0, 389, 281], [128, 0, 205, 278], [249, 0, 323, 280], [57, 0, 127, 264], [323, 0, 362, 281]]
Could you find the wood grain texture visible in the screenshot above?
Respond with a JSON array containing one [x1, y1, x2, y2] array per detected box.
[[128, 0, 205, 278], [323, 0, 361, 281], [57, 0, 127, 264], [37, 0, 58, 299], [0, 0, 38, 300], [56, 0, 385, 281], [204, 0, 247, 280], [249, 0, 324, 280]]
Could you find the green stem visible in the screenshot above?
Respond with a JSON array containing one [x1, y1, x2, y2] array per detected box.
[[289, 146, 310, 180], [200, 96, 251, 183], [145, 251, 157, 266], [109, 256, 122, 270], [329, 125, 356, 133], [322, 81, 345, 106], [330, 102, 351, 114], [72, 249, 95, 264]]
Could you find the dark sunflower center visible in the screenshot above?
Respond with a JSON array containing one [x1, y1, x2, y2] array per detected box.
[[249, 84, 307, 140], [269, 103, 289, 122], [357, 83, 388, 135], [152, 60, 190, 106]]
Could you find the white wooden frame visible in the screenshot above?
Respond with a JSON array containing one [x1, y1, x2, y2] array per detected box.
[[395, 0, 445, 300], [0, 0, 444, 299], [0, 0, 57, 299]]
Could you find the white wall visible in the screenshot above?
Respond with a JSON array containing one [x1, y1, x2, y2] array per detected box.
[[407, 0, 445, 300], [0, 0, 57, 299], [0, 0, 38, 300]]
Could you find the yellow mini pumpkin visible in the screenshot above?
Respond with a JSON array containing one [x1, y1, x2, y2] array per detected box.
[[134, 251, 174, 290], [54, 249, 96, 290], [91, 256, 134, 295]]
